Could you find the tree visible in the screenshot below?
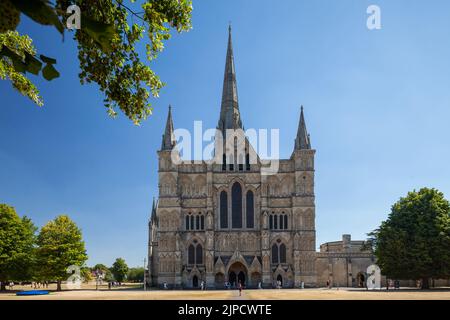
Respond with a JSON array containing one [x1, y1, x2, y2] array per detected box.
[[36, 215, 88, 291], [111, 258, 128, 283], [127, 267, 144, 282], [1, 0, 192, 124], [0, 204, 37, 290], [81, 266, 93, 283], [368, 188, 450, 289]]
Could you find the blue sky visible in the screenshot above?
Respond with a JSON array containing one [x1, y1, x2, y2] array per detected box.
[[1, 0, 450, 267]]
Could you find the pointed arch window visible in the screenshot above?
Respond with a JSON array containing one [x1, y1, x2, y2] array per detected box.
[[220, 191, 228, 228], [196, 244, 203, 264], [271, 244, 278, 264], [246, 191, 254, 228], [188, 244, 195, 264], [188, 240, 203, 265], [232, 182, 242, 228], [271, 240, 287, 264]]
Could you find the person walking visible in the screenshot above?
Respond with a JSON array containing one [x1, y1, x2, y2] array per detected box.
[[238, 281, 243, 296]]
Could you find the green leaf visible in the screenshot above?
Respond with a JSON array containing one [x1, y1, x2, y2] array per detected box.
[[39, 54, 56, 64], [11, 0, 64, 34], [1, 46, 27, 73], [81, 15, 115, 52], [24, 52, 42, 75], [42, 63, 60, 81]]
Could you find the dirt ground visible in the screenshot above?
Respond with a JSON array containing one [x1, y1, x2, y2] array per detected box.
[[1, 283, 450, 300]]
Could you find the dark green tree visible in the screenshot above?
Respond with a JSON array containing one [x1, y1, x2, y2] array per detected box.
[[36, 215, 88, 291], [368, 188, 450, 289], [0, 204, 37, 290], [0, 0, 192, 124], [127, 267, 144, 282], [111, 257, 128, 283]]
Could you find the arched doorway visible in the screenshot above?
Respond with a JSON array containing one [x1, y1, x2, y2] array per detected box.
[[276, 274, 283, 287], [356, 272, 365, 288], [192, 275, 199, 288], [228, 262, 247, 287]]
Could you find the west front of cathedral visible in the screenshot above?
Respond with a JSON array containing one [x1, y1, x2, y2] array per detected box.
[[148, 27, 374, 289]]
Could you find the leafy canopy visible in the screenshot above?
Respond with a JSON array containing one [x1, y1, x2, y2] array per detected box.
[[367, 188, 450, 284], [0, 204, 37, 284], [127, 267, 144, 282], [0, 0, 192, 124], [111, 257, 128, 282], [36, 215, 88, 283]]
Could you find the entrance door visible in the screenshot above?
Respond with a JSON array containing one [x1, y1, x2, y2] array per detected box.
[[238, 271, 246, 286], [277, 274, 283, 287], [228, 262, 247, 287], [193, 275, 198, 288], [357, 273, 365, 288], [229, 272, 236, 287]]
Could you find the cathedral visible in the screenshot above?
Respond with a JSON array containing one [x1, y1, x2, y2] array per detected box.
[[148, 26, 317, 289], [148, 27, 450, 290]]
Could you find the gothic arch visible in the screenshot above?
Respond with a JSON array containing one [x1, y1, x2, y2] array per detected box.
[[231, 182, 243, 228], [270, 237, 289, 264], [273, 265, 287, 287], [189, 267, 203, 288], [186, 238, 204, 266], [226, 251, 249, 274]]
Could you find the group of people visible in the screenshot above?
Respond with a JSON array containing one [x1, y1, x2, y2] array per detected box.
[[2, 282, 16, 290], [0, 281, 49, 290], [32, 281, 49, 289], [107, 281, 121, 289], [386, 279, 401, 290]]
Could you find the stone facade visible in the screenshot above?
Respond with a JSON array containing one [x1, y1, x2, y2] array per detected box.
[[316, 234, 377, 288], [148, 27, 317, 289]]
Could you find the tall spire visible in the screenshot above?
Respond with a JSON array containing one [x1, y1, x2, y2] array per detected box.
[[218, 25, 242, 132], [161, 105, 176, 150], [150, 197, 157, 223], [295, 106, 311, 150]]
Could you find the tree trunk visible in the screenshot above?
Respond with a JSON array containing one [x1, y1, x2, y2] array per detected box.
[[421, 277, 429, 289], [57, 280, 62, 291]]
